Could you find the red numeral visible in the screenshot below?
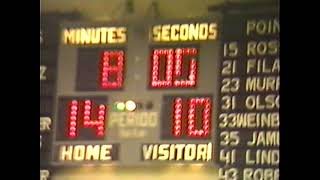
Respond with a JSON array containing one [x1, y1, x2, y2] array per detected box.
[[67, 100, 107, 139], [172, 97, 212, 138], [99, 50, 125, 89], [151, 48, 198, 88]]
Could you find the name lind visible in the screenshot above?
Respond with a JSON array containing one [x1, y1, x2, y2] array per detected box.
[[62, 26, 127, 45], [151, 22, 218, 42]]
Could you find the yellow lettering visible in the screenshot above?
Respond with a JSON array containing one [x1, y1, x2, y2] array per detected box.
[[117, 27, 127, 43], [208, 23, 218, 40], [152, 25, 161, 42], [63, 29, 75, 44], [199, 23, 208, 40], [158, 144, 170, 160], [179, 24, 189, 41], [161, 25, 170, 42]]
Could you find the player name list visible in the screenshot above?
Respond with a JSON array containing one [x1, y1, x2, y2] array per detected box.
[[216, 13, 279, 180]]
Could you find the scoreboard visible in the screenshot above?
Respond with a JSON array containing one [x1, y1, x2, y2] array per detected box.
[[40, 11, 279, 180]]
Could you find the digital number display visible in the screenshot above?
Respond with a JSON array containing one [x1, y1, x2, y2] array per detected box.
[[149, 47, 199, 88], [161, 95, 213, 139], [56, 96, 108, 141], [45, 13, 279, 171], [76, 48, 126, 91]]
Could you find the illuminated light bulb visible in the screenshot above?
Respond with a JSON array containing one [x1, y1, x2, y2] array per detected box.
[[175, 66, 182, 72], [175, 98, 182, 103], [103, 51, 109, 56], [166, 71, 173, 76], [70, 111, 77, 116], [176, 59, 182, 64], [174, 131, 181, 136], [167, 54, 174, 60], [103, 67, 109, 72], [102, 77, 109, 82], [175, 48, 182, 54], [70, 116, 77, 121], [174, 104, 182, 109], [174, 81, 181, 86], [188, 114, 195, 120], [84, 111, 91, 116], [154, 50, 159, 55], [115, 102, 125, 111], [189, 75, 196, 80], [188, 125, 195, 131], [98, 115, 105, 121], [203, 125, 210, 130], [103, 61, 109, 66], [97, 131, 104, 137], [152, 71, 158, 76], [203, 114, 210, 120], [98, 110, 105, 116], [153, 55, 159, 61], [190, 98, 196, 104], [174, 119, 181, 124], [98, 126, 104, 131], [198, 130, 204, 136], [151, 82, 157, 87], [71, 106, 78, 111], [118, 51, 124, 56], [153, 66, 159, 71], [125, 100, 136, 111], [102, 72, 108, 77], [118, 56, 124, 61], [69, 132, 76, 137], [174, 109, 182, 115], [188, 120, 195, 124], [71, 100, 78, 105], [188, 109, 195, 114], [192, 48, 197, 55], [84, 105, 91, 110], [103, 57, 109, 62], [174, 72, 182, 78], [175, 54, 182, 59], [159, 49, 164, 55], [99, 105, 106, 111], [69, 127, 76, 131], [205, 105, 211, 110], [84, 121, 91, 127], [174, 126, 181, 131]]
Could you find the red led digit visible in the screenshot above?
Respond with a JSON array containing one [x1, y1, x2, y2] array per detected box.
[[187, 97, 211, 137], [67, 100, 78, 138], [151, 49, 172, 88], [173, 48, 198, 88], [99, 50, 125, 89], [151, 48, 198, 88], [172, 98, 183, 137], [66, 100, 107, 139], [171, 97, 212, 138]]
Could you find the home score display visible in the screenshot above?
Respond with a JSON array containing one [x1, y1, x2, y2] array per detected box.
[[40, 12, 279, 180]]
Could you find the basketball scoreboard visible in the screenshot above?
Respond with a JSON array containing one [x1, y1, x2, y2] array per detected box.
[[40, 12, 279, 180]]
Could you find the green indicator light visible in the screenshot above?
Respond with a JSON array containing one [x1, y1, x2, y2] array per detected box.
[[115, 102, 125, 111]]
